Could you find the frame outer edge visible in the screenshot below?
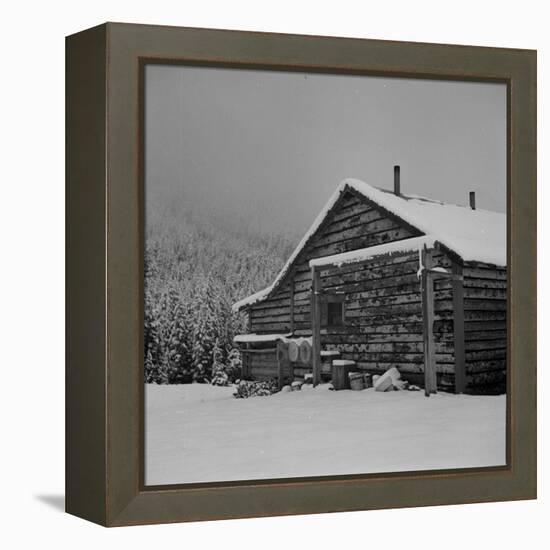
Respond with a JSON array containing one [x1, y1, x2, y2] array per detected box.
[[102, 23, 537, 526], [65, 23, 109, 526]]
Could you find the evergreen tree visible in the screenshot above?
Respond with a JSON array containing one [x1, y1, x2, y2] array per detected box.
[[226, 347, 243, 383], [143, 204, 296, 384], [211, 339, 229, 386]]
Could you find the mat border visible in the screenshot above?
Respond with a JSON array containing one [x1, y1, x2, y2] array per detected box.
[[65, 22, 536, 527]]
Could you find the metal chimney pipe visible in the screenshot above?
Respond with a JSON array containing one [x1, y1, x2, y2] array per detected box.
[[394, 165, 401, 196], [469, 191, 476, 210]]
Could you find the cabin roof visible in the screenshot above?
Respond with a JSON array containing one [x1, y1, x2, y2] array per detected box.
[[233, 178, 506, 312], [308, 235, 436, 270], [233, 333, 292, 344]]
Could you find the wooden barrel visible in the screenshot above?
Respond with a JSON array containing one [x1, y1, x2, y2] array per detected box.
[[349, 372, 365, 391], [299, 340, 312, 365], [288, 340, 299, 362], [332, 360, 355, 390]]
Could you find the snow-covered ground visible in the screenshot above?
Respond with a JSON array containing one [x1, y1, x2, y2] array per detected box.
[[145, 383, 506, 485]]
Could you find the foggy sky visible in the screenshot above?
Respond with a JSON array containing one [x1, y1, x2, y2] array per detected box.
[[145, 64, 506, 239]]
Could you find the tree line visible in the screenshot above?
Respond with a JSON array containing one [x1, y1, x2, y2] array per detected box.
[[144, 204, 295, 384]]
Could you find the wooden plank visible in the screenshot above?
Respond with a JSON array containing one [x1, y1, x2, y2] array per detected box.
[[452, 262, 466, 394], [311, 267, 322, 386], [248, 294, 291, 310], [466, 349, 506, 360], [241, 347, 278, 354], [462, 279, 507, 290], [463, 288, 507, 299], [250, 300, 292, 312], [327, 201, 373, 224], [465, 340, 507, 351], [249, 362, 279, 371], [464, 311, 506, 322], [421, 246, 437, 395], [250, 307, 291, 319], [249, 323, 293, 332], [347, 312, 425, 324], [463, 330, 507, 340], [345, 321, 425, 333], [340, 351, 455, 364], [346, 303, 424, 317], [463, 267, 507, 280], [464, 299, 507, 311], [248, 358, 279, 369], [466, 359, 507, 373], [323, 207, 383, 235], [345, 280, 422, 300], [308, 227, 413, 257], [323, 333, 424, 344], [348, 292, 422, 309], [325, 341, 452, 354], [312, 217, 399, 247], [289, 276, 295, 333]]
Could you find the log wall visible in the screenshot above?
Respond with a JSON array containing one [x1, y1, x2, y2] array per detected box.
[[319, 249, 456, 390], [461, 263, 507, 393]]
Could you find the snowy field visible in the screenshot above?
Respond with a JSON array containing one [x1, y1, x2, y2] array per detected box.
[[145, 383, 506, 485]]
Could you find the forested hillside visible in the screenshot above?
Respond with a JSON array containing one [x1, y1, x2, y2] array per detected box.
[[144, 203, 296, 384]]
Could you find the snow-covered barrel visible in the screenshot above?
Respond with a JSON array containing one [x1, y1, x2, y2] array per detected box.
[[288, 340, 300, 362], [299, 339, 312, 365], [276, 340, 289, 363]]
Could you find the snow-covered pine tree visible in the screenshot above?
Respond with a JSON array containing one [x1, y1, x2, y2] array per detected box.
[[211, 339, 229, 386], [191, 321, 209, 382], [226, 347, 243, 383]]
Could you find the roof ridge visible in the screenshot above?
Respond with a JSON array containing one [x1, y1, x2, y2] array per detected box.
[[233, 178, 506, 311]]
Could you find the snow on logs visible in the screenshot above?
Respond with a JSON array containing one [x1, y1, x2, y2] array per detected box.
[[373, 367, 409, 392]]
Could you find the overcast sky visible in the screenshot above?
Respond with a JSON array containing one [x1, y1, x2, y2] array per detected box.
[[145, 64, 506, 239]]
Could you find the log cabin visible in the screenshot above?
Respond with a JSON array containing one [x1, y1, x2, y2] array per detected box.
[[233, 168, 506, 395]]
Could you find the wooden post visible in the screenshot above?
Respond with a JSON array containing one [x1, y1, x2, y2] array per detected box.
[[452, 262, 466, 393], [311, 267, 322, 386], [276, 341, 284, 390], [469, 191, 476, 210], [289, 275, 295, 334], [421, 246, 437, 396], [244, 343, 250, 379]]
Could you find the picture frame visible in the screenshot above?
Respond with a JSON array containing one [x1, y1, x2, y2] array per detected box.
[[66, 22, 536, 527]]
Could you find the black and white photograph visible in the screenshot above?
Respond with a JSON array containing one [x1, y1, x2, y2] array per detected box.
[[2, 0, 544, 543], [143, 64, 507, 486]]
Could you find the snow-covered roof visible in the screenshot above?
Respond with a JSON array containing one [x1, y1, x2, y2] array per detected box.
[[234, 333, 291, 344], [309, 235, 436, 269], [233, 178, 506, 312], [233, 333, 312, 345], [343, 179, 506, 267]]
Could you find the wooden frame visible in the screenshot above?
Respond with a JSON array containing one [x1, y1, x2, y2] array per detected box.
[[66, 22, 537, 527]]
